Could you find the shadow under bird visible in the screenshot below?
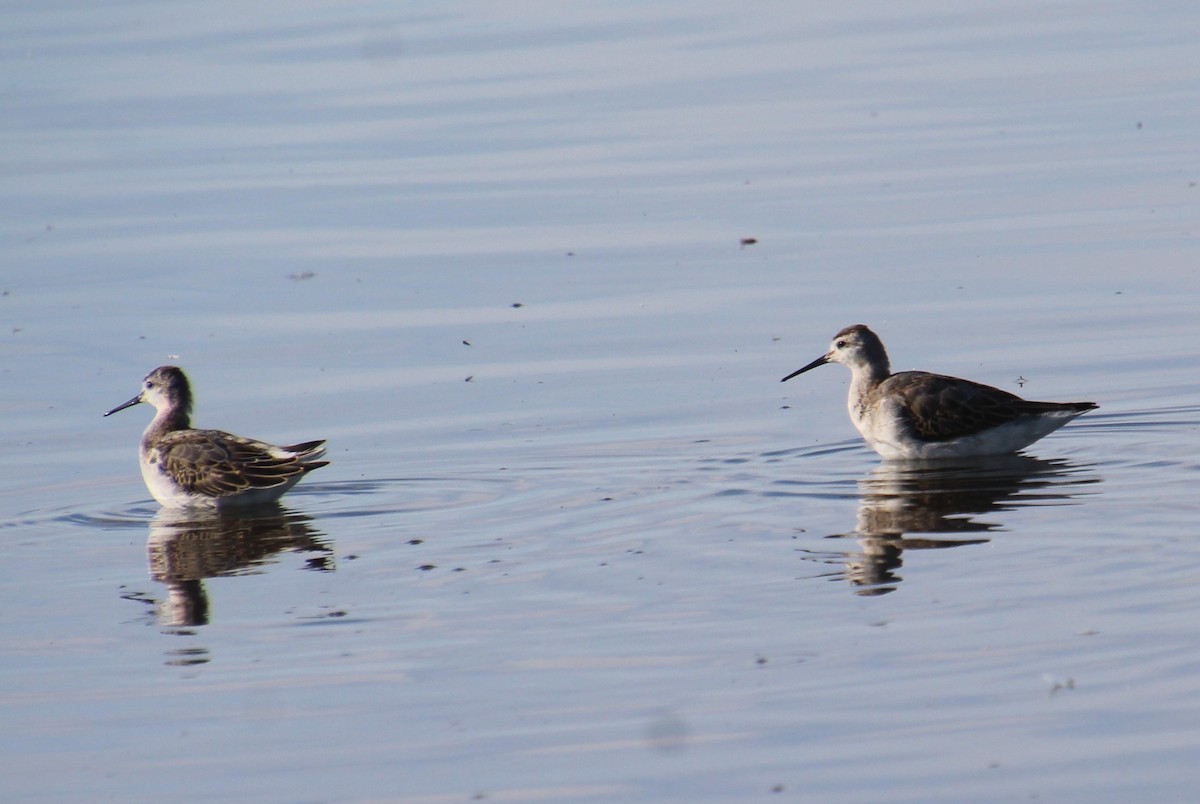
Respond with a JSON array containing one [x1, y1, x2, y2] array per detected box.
[[781, 324, 1097, 459], [105, 366, 328, 507]]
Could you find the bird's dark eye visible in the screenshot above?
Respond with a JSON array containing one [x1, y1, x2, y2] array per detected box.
[[835, 340, 846, 348], [145, 381, 153, 389]]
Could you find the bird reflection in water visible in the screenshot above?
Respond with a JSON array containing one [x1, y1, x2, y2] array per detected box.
[[146, 505, 332, 628], [803, 455, 1099, 596]]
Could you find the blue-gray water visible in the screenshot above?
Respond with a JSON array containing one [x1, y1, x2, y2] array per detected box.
[[4, 2, 1200, 801]]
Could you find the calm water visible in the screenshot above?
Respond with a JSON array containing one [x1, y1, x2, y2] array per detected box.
[[3, 1, 1200, 801]]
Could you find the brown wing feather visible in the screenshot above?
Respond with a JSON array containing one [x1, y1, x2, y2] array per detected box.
[[158, 430, 314, 497], [280, 439, 326, 459], [887, 372, 1045, 442]]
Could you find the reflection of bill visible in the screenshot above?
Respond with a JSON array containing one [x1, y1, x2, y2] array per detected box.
[[147, 506, 332, 627], [803, 456, 1100, 596]]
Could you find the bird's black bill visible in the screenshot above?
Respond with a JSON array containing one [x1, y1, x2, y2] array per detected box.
[[104, 396, 142, 417], [780, 354, 829, 383]]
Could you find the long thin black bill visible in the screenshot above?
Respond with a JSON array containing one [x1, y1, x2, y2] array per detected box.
[[104, 395, 142, 417], [780, 354, 829, 383]]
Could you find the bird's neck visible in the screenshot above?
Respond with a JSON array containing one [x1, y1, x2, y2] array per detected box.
[[847, 363, 889, 421], [145, 406, 191, 439], [850, 360, 891, 390]]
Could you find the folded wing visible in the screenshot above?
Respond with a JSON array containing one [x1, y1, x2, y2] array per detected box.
[[158, 430, 328, 497], [890, 372, 1089, 443]]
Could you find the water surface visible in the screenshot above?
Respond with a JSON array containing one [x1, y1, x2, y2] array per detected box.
[[3, 2, 1200, 801]]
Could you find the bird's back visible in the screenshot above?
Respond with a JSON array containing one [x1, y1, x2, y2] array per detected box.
[[878, 371, 1095, 444]]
